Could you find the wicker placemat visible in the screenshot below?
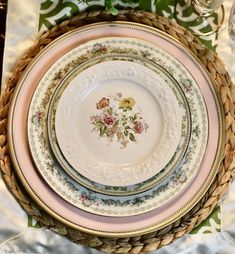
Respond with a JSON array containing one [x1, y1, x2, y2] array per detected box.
[[1, 10, 235, 254]]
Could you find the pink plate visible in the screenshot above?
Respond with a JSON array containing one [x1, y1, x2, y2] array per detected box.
[[8, 22, 223, 237]]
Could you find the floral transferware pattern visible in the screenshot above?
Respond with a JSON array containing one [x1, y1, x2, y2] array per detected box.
[[90, 94, 148, 148], [31, 111, 42, 127], [28, 36, 208, 216]]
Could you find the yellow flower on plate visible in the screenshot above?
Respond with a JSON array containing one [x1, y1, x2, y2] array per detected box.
[[119, 97, 136, 111]]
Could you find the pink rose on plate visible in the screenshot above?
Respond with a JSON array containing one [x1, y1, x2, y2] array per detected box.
[[103, 115, 115, 125], [134, 121, 144, 134]]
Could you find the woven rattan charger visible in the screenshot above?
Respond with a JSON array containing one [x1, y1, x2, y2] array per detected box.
[[1, 10, 235, 254]]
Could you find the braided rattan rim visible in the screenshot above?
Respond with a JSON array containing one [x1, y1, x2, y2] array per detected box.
[[0, 10, 235, 254]]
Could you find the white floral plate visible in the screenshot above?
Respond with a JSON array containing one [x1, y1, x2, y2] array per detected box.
[[8, 22, 223, 236], [54, 60, 182, 186], [47, 53, 191, 196], [26, 36, 208, 217]]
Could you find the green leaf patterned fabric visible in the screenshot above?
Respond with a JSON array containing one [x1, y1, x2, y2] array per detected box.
[[38, 0, 221, 233]]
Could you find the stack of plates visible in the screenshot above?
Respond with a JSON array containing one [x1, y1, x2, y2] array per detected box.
[[8, 22, 224, 237]]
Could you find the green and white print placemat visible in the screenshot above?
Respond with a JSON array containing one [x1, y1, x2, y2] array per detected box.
[[39, 0, 219, 49], [36, 0, 221, 234]]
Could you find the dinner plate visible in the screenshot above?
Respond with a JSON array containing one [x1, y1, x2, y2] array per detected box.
[[9, 22, 223, 236], [47, 53, 191, 196], [27, 36, 206, 216]]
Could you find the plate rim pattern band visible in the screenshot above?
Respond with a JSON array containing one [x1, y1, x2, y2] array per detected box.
[[8, 21, 225, 237]]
